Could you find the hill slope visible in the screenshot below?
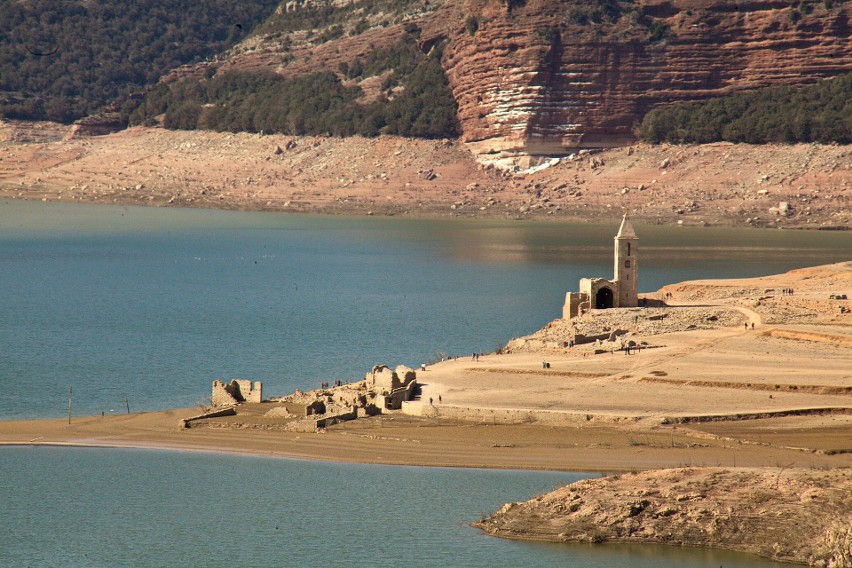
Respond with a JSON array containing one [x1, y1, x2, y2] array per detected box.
[[3, 0, 851, 155], [0, 0, 280, 122], [154, 0, 852, 155], [1, 121, 849, 228]]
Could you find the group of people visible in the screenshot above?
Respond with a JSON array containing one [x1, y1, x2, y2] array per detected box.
[[320, 380, 343, 389], [471, 352, 484, 361], [781, 288, 795, 296], [664, 292, 674, 300], [625, 343, 641, 355]]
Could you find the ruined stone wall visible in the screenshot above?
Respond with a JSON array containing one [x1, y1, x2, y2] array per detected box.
[[211, 379, 263, 406], [563, 292, 587, 319], [368, 365, 398, 391], [234, 379, 263, 403], [212, 380, 240, 407], [366, 365, 417, 395]]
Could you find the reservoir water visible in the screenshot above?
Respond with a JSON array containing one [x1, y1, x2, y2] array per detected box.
[[1, 447, 785, 568], [2, 200, 849, 566]]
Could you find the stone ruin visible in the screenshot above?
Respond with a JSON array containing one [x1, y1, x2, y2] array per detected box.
[[211, 379, 263, 407], [564, 215, 639, 318], [365, 364, 418, 410], [273, 364, 418, 431], [198, 366, 419, 432]]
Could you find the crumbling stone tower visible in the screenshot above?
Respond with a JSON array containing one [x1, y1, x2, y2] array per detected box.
[[613, 214, 638, 308]]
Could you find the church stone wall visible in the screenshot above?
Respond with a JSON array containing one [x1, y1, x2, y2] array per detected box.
[[563, 292, 586, 319]]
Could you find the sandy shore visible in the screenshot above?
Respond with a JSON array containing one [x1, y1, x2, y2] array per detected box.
[[2, 405, 849, 472], [2, 262, 850, 473]]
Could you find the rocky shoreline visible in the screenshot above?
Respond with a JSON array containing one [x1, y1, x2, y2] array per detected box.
[[474, 467, 852, 567], [1, 121, 850, 228]]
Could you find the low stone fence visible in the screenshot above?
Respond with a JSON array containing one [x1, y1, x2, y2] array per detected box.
[[400, 401, 637, 425], [179, 406, 237, 429], [287, 407, 360, 432]]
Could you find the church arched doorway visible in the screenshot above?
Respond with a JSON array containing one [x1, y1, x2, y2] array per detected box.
[[595, 287, 614, 309]]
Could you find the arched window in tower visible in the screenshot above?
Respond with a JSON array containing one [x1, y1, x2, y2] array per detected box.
[[625, 260, 631, 268]]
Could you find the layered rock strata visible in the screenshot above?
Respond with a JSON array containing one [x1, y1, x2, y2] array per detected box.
[[158, 0, 851, 157], [437, 0, 852, 154]]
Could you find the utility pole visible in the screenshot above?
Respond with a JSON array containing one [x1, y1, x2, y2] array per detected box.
[[67, 386, 73, 424]]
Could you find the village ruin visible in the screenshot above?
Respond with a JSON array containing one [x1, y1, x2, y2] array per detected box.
[[189, 364, 420, 431], [211, 379, 263, 406], [186, 216, 646, 431]]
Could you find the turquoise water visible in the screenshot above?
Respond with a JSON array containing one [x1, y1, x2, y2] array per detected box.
[[1, 447, 783, 568], [2, 200, 849, 420], [1, 201, 849, 567]]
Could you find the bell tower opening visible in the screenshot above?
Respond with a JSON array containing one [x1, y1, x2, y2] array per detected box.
[[595, 287, 614, 309]]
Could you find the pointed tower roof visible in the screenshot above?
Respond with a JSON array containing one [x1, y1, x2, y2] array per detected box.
[[615, 214, 637, 239]]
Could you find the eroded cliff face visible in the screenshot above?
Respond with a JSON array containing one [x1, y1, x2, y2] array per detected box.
[[155, 0, 850, 157], [435, 0, 851, 155]]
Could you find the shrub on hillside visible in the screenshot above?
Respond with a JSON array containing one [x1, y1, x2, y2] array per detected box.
[[130, 38, 460, 139]]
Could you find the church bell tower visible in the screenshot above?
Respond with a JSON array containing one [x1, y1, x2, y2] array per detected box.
[[613, 214, 638, 307]]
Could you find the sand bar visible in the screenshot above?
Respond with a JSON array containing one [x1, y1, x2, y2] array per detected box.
[[2, 262, 850, 472]]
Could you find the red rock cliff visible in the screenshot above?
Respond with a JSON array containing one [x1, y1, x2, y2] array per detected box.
[[433, 0, 851, 154]]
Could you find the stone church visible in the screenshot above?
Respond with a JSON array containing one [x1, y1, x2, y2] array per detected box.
[[563, 215, 638, 319]]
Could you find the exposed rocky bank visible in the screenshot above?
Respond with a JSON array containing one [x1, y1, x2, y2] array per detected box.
[[474, 467, 852, 567], [1, 121, 849, 228]]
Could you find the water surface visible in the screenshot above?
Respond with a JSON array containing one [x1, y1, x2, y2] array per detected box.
[[0, 447, 785, 568]]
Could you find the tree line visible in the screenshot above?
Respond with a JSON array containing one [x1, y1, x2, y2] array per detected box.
[[0, 0, 279, 123], [640, 73, 852, 144], [130, 38, 459, 139]]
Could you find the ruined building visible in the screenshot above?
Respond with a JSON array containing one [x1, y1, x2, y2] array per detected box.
[[563, 215, 638, 319], [211, 379, 263, 407]]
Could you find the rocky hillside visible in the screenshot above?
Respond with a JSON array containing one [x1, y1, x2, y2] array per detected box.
[[159, 0, 852, 157], [2, 120, 849, 228], [474, 467, 852, 567], [443, 0, 852, 155], [4, 0, 850, 156]]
